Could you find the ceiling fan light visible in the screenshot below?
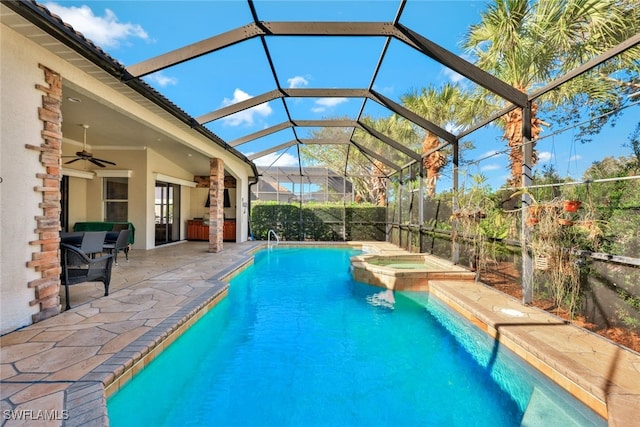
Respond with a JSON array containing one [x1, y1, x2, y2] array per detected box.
[[63, 124, 117, 167]]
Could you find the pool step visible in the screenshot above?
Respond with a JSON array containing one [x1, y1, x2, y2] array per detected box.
[[522, 387, 593, 427]]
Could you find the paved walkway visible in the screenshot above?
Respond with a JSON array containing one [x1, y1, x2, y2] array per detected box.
[[0, 241, 638, 426], [1, 241, 259, 426]]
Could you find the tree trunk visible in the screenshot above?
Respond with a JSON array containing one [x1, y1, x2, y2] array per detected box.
[[505, 101, 542, 188], [371, 159, 387, 206], [422, 132, 446, 197]]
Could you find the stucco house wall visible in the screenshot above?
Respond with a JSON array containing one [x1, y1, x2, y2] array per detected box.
[[0, 23, 47, 334]]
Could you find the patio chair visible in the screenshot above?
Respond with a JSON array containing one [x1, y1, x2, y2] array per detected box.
[[103, 229, 130, 265], [60, 243, 113, 310], [79, 231, 107, 258], [60, 231, 84, 246]]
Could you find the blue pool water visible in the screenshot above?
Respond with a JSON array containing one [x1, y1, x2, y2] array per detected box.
[[108, 247, 605, 426]]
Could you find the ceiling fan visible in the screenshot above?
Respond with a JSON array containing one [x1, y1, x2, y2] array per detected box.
[[63, 124, 116, 168]]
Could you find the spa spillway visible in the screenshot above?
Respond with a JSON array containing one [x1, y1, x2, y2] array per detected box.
[[350, 253, 476, 291]]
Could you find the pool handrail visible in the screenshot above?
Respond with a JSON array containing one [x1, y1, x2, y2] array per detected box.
[[268, 229, 280, 249]]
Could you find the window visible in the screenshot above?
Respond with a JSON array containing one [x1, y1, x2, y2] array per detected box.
[[104, 177, 128, 222]]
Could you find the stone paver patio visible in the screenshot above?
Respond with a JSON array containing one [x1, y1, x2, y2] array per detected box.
[[1, 241, 639, 426]]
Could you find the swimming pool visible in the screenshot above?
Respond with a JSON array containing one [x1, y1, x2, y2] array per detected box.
[[107, 247, 605, 426]]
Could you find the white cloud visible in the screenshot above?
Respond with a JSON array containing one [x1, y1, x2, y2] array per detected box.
[[252, 152, 298, 167], [480, 164, 501, 171], [316, 97, 347, 107], [311, 97, 348, 113], [287, 76, 309, 88], [443, 67, 464, 84], [479, 150, 504, 160], [538, 151, 553, 162], [221, 89, 273, 127], [44, 2, 148, 48], [144, 72, 178, 87], [376, 85, 396, 95], [569, 154, 582, 162]]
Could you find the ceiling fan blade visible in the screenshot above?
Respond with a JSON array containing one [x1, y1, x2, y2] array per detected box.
[[92, 157, 116, 166], [89, 158, 107, 167], [64, 158, 81, 164]]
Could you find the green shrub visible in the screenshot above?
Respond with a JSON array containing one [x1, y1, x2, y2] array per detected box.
[[250, 202, 386, 241]]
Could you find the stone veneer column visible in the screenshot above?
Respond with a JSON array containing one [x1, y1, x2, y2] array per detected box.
[[208, 158, 224, 252], [25, 64, 63, 322]]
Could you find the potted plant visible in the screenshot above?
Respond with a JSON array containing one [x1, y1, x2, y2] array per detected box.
[[563, 199, 582, 213], [560, 185, 582, 213], [557, 218, 574, 226]]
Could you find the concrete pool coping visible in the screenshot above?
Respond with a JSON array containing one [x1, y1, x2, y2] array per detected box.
[[1, 241, 638, 425]]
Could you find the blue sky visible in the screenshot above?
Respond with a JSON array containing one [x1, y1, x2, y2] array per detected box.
[[44, 0, 638, 190]]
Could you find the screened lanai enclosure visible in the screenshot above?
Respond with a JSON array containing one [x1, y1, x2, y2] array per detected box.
[[32, 0, 640, 339], [115, 0, 640, 333], [252, 166, 354, 203]]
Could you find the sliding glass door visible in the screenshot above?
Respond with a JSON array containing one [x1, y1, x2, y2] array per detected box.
[[155, 181, 180, 245]]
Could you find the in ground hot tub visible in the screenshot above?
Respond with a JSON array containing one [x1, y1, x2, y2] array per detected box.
[[350, 253, 476, 291]]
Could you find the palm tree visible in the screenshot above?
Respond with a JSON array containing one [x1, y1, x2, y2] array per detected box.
[[463, 0, 640, 187], [402, 83, 469, 196]]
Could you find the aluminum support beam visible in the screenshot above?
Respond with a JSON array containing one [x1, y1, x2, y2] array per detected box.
[[259, 21, 397, 36], [197, 89, 283, 124], [282, 88, 369, 98], [197, 88, 368, 125], [521, 102, 534, 305], [357, 121, 421, 161], [299, 138, 351, 145], [229, 120, 359, 147], [530, 33, 640, 100], [368, 90, 456, 143], [229, 122, 292, 147], [350, 140, 401, 172], [291, 119, 356, 127], [393, 23, 527, 108], [126, 23, 265, 78], [457, 104, 518, 140], [452, 138, 460, 265], [248, 140, 297, 160]]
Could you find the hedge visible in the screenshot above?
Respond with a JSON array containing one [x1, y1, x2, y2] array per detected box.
[[250, 203, 386, 241]]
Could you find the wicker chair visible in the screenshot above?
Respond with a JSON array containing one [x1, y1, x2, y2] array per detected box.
[[60, 243, 113, 310], [102, 229, 130, 265]]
